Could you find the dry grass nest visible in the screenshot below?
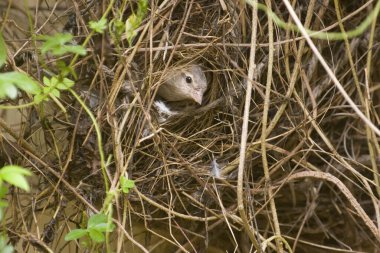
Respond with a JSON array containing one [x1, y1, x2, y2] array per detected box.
[[2, 0, 380, 252]]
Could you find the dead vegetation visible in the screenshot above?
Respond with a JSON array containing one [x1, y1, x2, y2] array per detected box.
[[1, 0, 380, 252]]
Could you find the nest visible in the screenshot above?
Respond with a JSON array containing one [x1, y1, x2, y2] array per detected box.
[[1, 0, 380, 252]]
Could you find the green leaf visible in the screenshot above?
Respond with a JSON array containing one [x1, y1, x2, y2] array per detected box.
[[120, 176, 135, 194], [110, 19, 125, 42], [92, 221, 115, 233], [0, 72, 41, 99], [137, 0, 148, 16], [64, 229, 88, 241], [64, 45, 87, 55], [39, 33, 72, 54], [125, 0, 148, 44], [50, 88, 60, 98], [88, 214, 108, 229], [56, 78, 74, 90], [0, 33, 7, 68], [37, 76, 74, 103], [88, 229, 105, 243], [39, 33, 86, 56], [125, 15, 139, 45], [89, 18, 108, 34], [0, 166, 31, 191], [42, 86, 51, 94], [0, 166, 31, 176]]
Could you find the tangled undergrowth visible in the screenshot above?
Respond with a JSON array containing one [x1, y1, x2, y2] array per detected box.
[[1, 0, 380, 252]]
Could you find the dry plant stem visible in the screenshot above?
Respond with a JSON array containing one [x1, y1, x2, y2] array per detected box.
[[333, 0, 365, 110], [261, 0, 283, 252], [364, 1, 380, 198], [135, 188, 218, 222], [239, 0, 247, 38], [291, 88, 380, 239], [213, 182, 239, 248], [283, 0, 296, 80], [292, 90, 368, 184], [362, 24, 380, 230], [279, 2, 380, 240], [266, 145, 380, 245], [237, 1, 261, 252], [281, 0, 380, 137], [334, 0, 380, 218], [282, 235, 370, 252], [283, 171, 380, 242], [267, 0, 314, 137], [334, 0, 379, 182]]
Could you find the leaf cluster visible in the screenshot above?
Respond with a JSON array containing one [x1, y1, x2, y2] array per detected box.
[[65, 214, 115, 244]]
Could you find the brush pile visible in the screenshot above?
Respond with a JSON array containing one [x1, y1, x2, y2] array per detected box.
[[1, 0, 380, 252]]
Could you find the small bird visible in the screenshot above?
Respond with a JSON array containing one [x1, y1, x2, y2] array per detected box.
[[158, 65, 208, 105]]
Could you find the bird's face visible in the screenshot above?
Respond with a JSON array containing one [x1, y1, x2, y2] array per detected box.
[[158, 65, 208, 104]]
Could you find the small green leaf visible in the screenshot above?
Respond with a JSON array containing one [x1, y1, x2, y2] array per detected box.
[[120, 176, 135, 193], [0, 33, 7, 68], [88, 229, 105, 243], [39, 33, 72, 54], [0, 165, 31, 191], [51, 88, 60, 98], [2, 174, 30, 191], [42, 76, 49, 86], [64, 45, 87, 55], [89, 18, 108, 34], [125, 0, 148, 45], [0, 166, 32, 176], [64, 229, 88, 241], [39, 33, 86, 56], [56, 78, 74, 90], [47, 77, 59, 87], [92, 221, 115, 233], [88, 214, 108, 229], [110, 19, 125, 42], [42, 86, 51, 94], [125, 15, 139, 45]]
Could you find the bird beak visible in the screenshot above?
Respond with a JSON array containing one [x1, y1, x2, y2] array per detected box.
[[192, 92, 203, 105]]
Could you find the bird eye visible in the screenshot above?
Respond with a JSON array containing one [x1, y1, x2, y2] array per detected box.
[[185, 76, 192, 83]]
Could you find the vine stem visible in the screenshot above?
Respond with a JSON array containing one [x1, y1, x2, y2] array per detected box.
[[69, 89, 109, 192]]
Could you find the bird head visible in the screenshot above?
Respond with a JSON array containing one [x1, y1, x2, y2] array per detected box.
[[158, 65, 208, 104]]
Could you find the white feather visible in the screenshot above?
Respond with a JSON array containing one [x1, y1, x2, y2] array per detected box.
[[211, 158, 221, 179]]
